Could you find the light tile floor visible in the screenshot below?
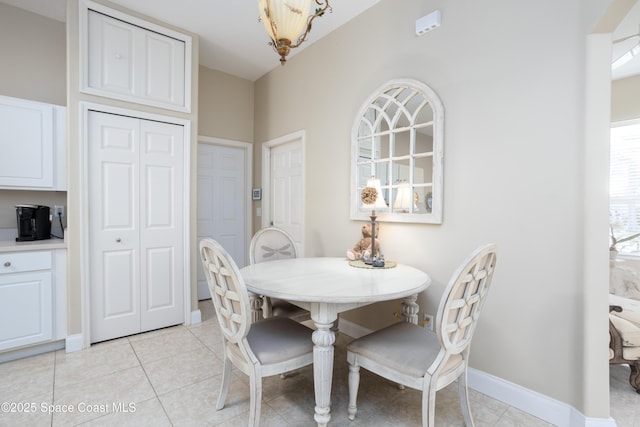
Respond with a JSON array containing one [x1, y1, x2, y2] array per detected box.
[[610, 364, 640, 427], [0, 300, 558, 426]]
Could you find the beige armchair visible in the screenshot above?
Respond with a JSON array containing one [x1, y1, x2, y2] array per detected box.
[[609, 293, 640, 393]]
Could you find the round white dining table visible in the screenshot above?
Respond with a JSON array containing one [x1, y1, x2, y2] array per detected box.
[[240, 257, 431, 426]]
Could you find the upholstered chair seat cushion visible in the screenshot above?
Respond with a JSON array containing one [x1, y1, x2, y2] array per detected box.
[[623, 346, 640, 360], [248, 317, 313, 365], [610, 315, 640, 348], [610, 294, 640, 349], [348, 321, 462, 378], [611, 294, 640, 324]]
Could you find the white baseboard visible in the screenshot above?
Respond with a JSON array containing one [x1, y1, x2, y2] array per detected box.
[[0, 340, 65, 363], [467, 368, 616, 427], [191, 309, 202, 325], [65, 334, 84, 353]]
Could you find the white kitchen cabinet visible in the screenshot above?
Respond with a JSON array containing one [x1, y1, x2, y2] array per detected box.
[[0, 250, 66, 352], [80, 0, 192, 112], [0, 95, 66, 191]]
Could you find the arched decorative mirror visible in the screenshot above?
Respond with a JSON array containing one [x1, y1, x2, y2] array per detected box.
[[351, 79, 444, 224]]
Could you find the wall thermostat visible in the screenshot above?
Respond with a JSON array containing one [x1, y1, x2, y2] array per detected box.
[[252, 188, 262, 201], [416, 10, 441, 36]]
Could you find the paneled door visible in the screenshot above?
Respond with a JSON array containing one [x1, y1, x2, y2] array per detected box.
[[196, 143, 247, 300], [269, 139, 304, 254], [88, 111, 184, 343]]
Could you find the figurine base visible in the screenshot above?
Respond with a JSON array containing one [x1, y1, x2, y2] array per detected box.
[[348, 260, 397, 269]]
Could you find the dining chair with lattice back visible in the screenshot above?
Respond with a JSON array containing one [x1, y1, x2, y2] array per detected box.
[[249, 227, 310, 322], [346, 243, 498, 427], [199, 238, 314, 426]]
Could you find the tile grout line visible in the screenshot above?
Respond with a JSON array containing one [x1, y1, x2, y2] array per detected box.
[[127, 336, 175, 427]]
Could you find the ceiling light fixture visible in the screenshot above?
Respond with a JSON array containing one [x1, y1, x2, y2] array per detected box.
[[258, 0, 331, 65]]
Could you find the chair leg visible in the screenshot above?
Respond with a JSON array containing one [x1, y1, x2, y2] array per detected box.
[[458, 372, 475, 427], [421, 385, 437, 427], [348, 362, 360, 420], [248, 372, 262, 427], [216, 356, 232, 410], [630, 361, 640, 394]]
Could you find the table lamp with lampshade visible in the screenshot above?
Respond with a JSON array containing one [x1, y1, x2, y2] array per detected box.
[[361, 177, 387, 267], [393, 181, 415, 213]]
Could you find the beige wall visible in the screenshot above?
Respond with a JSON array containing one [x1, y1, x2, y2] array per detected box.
[[0, 3, 67, 231], [254, 0, 611, 417], [612, 74, 640, 122], [198, 66, 254, 142], [0, 3, 66, 105]]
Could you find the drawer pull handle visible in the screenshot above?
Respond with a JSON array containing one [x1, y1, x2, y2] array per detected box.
[[3, 262, 10, 267], [116, 238, 122, 243]]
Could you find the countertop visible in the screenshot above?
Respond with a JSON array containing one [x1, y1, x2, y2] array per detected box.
[[0, 228, 67, 253], [0, 238, 66, 253]]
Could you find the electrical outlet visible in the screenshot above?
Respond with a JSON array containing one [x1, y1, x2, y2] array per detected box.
[[54, 205, 65, 218], [422, 313, 434, 331]]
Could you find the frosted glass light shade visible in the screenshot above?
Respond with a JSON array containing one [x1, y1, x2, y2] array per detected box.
[[259, 0, 312, 43]]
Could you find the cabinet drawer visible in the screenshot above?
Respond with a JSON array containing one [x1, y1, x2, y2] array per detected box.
[[0, 251, 52, 274]]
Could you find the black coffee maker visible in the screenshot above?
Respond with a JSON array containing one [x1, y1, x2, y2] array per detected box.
[[16, 205, 51, 241]]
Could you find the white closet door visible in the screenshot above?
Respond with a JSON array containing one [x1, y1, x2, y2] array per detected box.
[[89, 111, 184, 343], [89, 112, 141, 342], [139, 120, 184, 331]]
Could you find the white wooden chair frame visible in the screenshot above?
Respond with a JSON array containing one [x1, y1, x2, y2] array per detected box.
[[249, 227, 310, 322], [199, 238, 314, 426], [346, 244, 498, 426]]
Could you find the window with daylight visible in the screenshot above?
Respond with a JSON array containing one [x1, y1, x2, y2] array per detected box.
[[610, 120, 640, 255]]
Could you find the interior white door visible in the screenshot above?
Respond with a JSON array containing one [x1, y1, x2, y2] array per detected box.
[[139, 120, 184, 331], [197, 143, 246, 300], [88, 111, 184, 342], [269, 139, 303, 254], [89, 112, 140, 342]]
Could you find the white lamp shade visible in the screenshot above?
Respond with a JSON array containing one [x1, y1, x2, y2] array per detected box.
[[259, 0, 313, 42], [361, 178, 388, 210], [393, 183, 413, 211]]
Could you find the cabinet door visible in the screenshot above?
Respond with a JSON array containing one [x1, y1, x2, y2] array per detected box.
[[88, 10, 136, 98], [0, 272, 53, 351], [86, 7, 188, 112], [139, 29, 186, 107], [0, 96, 54, 188]]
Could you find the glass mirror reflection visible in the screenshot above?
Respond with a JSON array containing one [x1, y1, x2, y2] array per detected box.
[[351, 79, 444, 224]]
